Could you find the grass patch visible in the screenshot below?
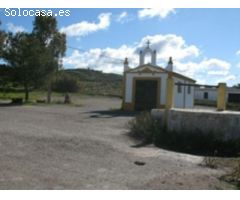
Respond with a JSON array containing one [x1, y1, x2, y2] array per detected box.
[[201, 156, 218, 169], [219, 159, 240, 189], [0, 90, 63, 101]]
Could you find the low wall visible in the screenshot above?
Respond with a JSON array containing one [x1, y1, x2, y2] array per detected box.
[[151, 108, 240, 140]]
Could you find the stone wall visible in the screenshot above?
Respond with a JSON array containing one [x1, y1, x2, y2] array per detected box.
[[151, 108, 240, 140]]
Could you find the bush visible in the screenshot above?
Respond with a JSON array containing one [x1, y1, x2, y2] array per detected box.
[[11, 98, 23, 104], [128, 111, 161, 144], [128, 112, 240, 156], [52, 73, 79, 93], [221, 161, 240, 189]]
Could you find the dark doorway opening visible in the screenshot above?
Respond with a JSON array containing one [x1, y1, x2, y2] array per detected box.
[[228, 93, 240, 103], [134, 80, 158, 111]]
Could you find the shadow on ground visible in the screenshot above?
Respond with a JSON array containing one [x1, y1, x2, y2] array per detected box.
[[87, 109, 138, 118], [0, 102, 23, 107]]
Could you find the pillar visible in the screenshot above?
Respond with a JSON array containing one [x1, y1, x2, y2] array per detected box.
[[164, 73, 174, 128], [139, 51, 144, 65], [123, 57, 129, 72], [166, 74, 174, 109], [217, 83, 226, 111]]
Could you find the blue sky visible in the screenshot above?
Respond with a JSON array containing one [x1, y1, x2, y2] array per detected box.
[[0, 8, 240, 86]]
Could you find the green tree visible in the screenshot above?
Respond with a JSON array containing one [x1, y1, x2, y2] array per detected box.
[[2, 32, 43, 101], [32, 16, 66, 103], [0, 21, 7, 87], [233, 84, 240, 89], [0, 20, 6, 57], [52, 72, 79, 93]]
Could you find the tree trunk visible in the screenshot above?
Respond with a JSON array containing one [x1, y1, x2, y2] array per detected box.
[[24, 83, 29, 102], [47, 79, 52, 103]]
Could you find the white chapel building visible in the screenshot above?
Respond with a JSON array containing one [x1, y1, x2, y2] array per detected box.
[[122, 42, 196, 111]]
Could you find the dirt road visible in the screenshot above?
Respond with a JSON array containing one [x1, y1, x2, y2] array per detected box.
[[0, 96, 233, 189]]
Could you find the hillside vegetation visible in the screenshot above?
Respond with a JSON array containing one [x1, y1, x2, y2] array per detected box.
[[0, 68, 123, 100], [63, 68, 122, 97]]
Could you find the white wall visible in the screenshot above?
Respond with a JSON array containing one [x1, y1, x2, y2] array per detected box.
[[173, 77, 184, 108], [195, 87, 240, 103], [186, 82, 194, 108], [173, 78, 194, 109], [151, 109, 240, 140], [195, 88, 217, 101]]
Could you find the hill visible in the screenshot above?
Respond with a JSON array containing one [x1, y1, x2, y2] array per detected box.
[[63, 68, 123, 97]]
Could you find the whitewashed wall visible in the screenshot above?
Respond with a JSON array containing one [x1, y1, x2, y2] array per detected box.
[[195, 88, 240, 103], [152, 109, 240, 140], [186, 81, 194, 108], [194, 88, 217, 101], [173, 77, 194, 108]]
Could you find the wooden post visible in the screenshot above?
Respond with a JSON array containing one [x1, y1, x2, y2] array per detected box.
[[217, 83, 226, 111]]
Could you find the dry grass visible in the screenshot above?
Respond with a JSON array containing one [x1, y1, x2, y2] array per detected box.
[[218, 158, 240, 189]]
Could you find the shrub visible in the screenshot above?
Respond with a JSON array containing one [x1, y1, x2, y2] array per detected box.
[[128, 111, 161, 144], [52, 73, 79, 93], [221, 160, 240, 189], [202, 157, 218, 169], [11, 98, 23, 104]]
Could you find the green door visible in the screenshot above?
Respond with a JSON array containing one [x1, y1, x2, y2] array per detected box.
[[135, 80, 158, 111]]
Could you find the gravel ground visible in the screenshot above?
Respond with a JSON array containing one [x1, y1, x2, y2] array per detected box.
[[0, 96, 234, 189]]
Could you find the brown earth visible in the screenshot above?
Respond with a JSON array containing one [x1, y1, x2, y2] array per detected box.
[[0, 96, 235, 189]]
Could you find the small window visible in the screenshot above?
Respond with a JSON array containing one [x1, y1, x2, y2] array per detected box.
[[177, 82, 182, 93], [204, 92, 208, 99], [187, 86, 191, 94]]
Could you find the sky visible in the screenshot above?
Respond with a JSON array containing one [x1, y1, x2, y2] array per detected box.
[[0, 8, 240, 86]]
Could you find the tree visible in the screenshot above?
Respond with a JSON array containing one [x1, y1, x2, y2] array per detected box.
[[2, 32, 43, 101], [0, 21, 8, 87], [233, 84, 240, 89], [32, 16, 66, 103], [52, 72, 79, 93], [0, 20, 6, 57]]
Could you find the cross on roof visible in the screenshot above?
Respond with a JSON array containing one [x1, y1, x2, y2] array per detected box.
[[146, 40, 150, 48]]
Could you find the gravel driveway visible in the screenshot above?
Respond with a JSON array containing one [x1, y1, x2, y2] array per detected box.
[[0, 96, 233, 189]]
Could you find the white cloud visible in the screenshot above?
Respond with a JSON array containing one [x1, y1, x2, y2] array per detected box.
[[115, 12, 134, 24], [60, 13, 111, 37], [136, 34, 200, 61], [63, 45, 137, 74], [216, 75, 236, 84], [116, 12, 128, 23], [207, 70, 229, 76], [236, 50, 240, 56], [7, 23, 26, 33], [174, 58, 234, 85], [200, 58, 230, 71], [138, 8, 175, 19], [236, 62, 240, 68], [63, 33, 236, 85], [63, 34, 199, 74]]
